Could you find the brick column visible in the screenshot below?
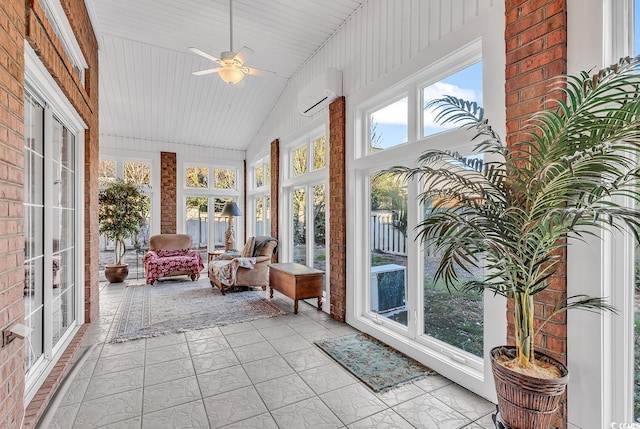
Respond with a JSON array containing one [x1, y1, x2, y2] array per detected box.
[[160, 152, 177, 234], [270, 139, 279, 262], [0, 1, 26, 427], [505, 1, 567, 427], [329, 97, 346, 322]]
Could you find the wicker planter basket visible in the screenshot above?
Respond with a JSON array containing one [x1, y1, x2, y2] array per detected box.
[[491, 346, 569, 429]]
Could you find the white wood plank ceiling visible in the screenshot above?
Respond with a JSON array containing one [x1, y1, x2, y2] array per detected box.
[[93, 0, 365, 150]]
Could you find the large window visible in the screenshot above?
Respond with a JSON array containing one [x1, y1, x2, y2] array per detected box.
[[182, 162, 241, 252], [282, 126, 329, 302], [249, 159, 271, 237], [24, 88, 83, 400], [98, 157, 153, 264], [352, 43, 499, 399]]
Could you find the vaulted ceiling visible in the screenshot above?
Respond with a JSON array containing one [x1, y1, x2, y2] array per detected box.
[[92, 0, 365, 150]]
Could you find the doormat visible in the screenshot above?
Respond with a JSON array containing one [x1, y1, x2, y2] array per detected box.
[[111, 278, 285, 342], [315, 333, 437, 392]]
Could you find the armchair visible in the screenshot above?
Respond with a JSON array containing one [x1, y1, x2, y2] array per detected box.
[[143, 234, 204, 285], [208, 236, 277, 295]]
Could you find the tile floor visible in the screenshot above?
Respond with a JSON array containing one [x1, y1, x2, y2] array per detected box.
[[47, 279, 497, 428]]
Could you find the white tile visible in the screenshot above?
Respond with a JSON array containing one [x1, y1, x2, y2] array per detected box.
[[414, 375, 453, 393], [271, 396, 343, 429], [282, 347, 331, 372], [100, 340, 146, 357], [145, 343, 191, 365], [143, 376, 202, 413], [142, 400, 209, 428], [375, 382, 427, 407], [145, 332, 187, 349], [202, 386, 268, 428], [58, 377, 90, 407], [259, 324, 296, 340], [48, 404, 79, 429], [219, 412, 279, 429], [243, 355, 294, 384], [269, 334, 313, 354], [185, 326, 223, 341], [192, 348, 239, 374], [319, 383, 388, 425], [299, 363, 357, 395], [250, 316, 287, 329], [101, 416, 142, 428], [432, 383, 496, 420], [93, 351, 145, 376], [144, 357, 195, 386], [348, 409, 414, 429], [74, 388, 143, 428], [254, 373, 316, 410], [225, 330, 265, 348], [84, 367, 144, 400], [467, 412, 497, 428], [188, 336, 230, 356], [197, 365, 252, 397], [220, 321, 255, 335], [393, 393, 472, 429], [232, 341, 279, 363]]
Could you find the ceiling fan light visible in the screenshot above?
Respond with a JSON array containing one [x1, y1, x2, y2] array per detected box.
[[218, 66, 244, 84]]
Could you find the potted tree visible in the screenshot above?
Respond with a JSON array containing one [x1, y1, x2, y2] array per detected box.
[[387, 57, 640, 428], [99, 179, 149, 283]]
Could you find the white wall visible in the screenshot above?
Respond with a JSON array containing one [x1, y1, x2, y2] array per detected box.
[[247, 0, 500, 163]]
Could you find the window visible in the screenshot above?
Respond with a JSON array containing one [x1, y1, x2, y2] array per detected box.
[[282, 126, 329, 305], [24, 89, 83, 399], [124, 161, 151, 185], [422, 62, 483, 138], [250, 159, 271, 237], [369, 97, 408, 152], [213, 168, 236, 189], [293, 146, 308, 176], [186, 166, 209, 188], [98, 160, 116, 185]]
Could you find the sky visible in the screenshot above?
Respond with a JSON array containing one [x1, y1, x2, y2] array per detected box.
[[636, 0, 640, 56], [371, 62, 483, 150]]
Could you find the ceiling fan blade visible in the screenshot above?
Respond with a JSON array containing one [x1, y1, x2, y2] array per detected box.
[[192, 68, 220, 76], [245, 67, 275, 77], [233, 46, 254, 65], [188, 47, 221, 64]]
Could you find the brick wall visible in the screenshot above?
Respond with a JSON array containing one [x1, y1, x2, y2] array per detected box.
[[329, 97, 346, 322], [505, 1, 567, 427], [0, 0, 98, 427], [270, 139, 279, 262], [0, 1, 27, 427], [160, 152, 177, 234]]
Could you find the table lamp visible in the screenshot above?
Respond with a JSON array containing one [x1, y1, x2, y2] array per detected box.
[[221, 201, 242, 251]]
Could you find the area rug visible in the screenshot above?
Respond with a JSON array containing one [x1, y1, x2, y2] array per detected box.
[[315, 333, 436, 392], [111, 278, 285, 342]]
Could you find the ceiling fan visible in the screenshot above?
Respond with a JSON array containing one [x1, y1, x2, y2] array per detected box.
[[189, 0, 274, 85]]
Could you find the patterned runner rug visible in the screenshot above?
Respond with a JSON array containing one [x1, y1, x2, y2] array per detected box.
[[111, 278, 284, 342], [315, 333, 436, 392]]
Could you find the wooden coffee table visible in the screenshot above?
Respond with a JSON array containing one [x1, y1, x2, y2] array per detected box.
[[268, 263, 324, 314]]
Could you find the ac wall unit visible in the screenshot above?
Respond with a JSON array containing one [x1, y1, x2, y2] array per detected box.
[[370, 264, 407, 312], [298, 68, 342, 117]]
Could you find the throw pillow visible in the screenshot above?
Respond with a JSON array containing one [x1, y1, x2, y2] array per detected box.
[[155, 249, 189, 258]]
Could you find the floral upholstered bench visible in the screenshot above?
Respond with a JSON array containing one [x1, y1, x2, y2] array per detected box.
[[143, 234, 204, 285]]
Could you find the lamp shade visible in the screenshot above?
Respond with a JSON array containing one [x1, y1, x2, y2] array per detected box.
[[221, 201, 242, 217], [218, 66, 244, 84]]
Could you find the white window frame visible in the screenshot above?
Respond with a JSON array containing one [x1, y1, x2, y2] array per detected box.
[[178, 157, 243, 251], [247, 157, 271, 238], [281, 118, 330, 307], [24, 41, 86, 404], [348, 37, 507, 401], [566, 1, 637, 427], [38, 0, 88, 86]]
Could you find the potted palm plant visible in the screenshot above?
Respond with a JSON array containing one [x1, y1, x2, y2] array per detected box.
[[387, 56, 640, 428], [99, 179, 149, 283]]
